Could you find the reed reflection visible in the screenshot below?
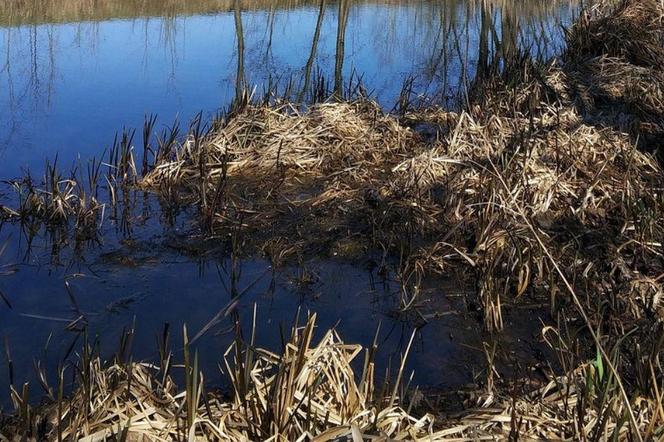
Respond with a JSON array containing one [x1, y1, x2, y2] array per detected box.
[[0, 0, 577, 177]]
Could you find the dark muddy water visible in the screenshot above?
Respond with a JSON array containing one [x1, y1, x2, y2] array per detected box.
[[0, 0, 574, 404], [0, 211, 548, 404]]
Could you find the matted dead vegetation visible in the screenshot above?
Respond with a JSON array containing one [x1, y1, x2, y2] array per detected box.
[[564, 0, 664, 147], [2, 0, 664, 440], [2, 314, 661, 440], [3, 313, 660, 441], [0, 315, 451, 441]]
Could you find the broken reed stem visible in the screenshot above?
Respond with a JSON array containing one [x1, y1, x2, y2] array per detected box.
[[387, 329, 416, 411]]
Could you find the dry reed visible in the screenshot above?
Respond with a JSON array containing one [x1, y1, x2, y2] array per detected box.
[[2, 0, 664, 440], [1, 315, 450, 441]]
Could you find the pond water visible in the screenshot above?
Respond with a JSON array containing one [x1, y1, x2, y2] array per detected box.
[[0, 0, 577, 177], [0, 0, 575, 405], [0, 210, 549, 406]]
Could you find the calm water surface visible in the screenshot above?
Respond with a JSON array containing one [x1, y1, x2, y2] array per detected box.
[[0, 0, 576, 176], [0, 0, 574, 402]]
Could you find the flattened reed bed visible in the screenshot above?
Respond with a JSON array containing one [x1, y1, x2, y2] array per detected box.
[[563, 0, 664, 146], [141, 79, 664, 328], [1, 315, 661, 440], [0, 316, 445, 441]]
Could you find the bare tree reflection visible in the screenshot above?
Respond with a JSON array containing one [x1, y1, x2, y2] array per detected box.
[[299, 0, 326, 102], [234, 0, 246, 102], [334, 0, 349, 97]]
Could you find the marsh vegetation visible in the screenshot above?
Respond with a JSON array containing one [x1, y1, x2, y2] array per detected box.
[[1, 0, 664, 440]]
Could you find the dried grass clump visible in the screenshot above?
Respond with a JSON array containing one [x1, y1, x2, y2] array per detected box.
[[472, 0, 664, 146], [565, 0, 664, 68], [573, 57, 664, 117], [0, 160, 104, 240], [399, 101, 663, 330], [562, 0, 664, 145], [437, 363, 660, 440], [143, 101, 414, 188], [2, 316, 450, 441], [140, 100, 424, 258]]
